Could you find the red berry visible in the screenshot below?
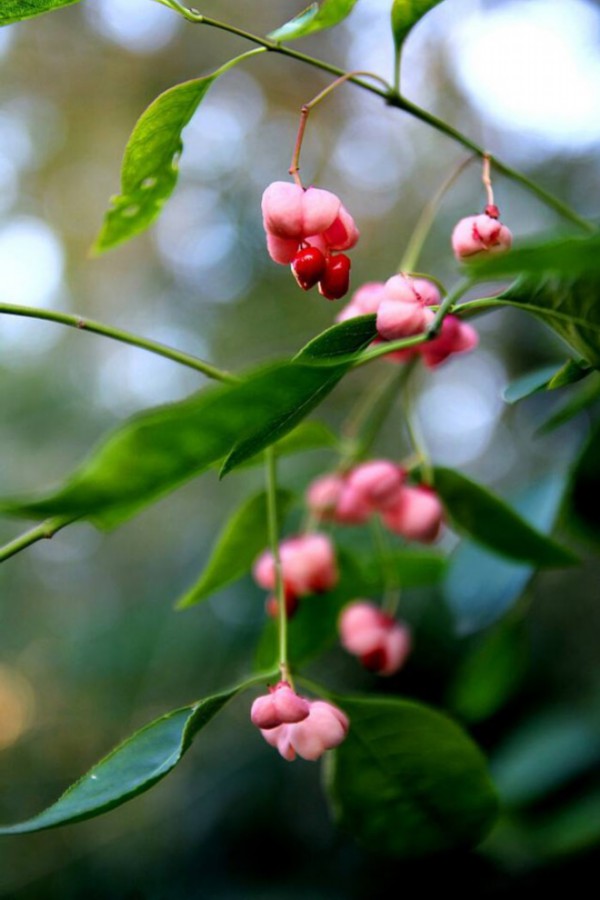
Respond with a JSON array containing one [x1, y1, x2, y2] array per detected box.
[[318, 254, 351, 300], [291, 246, 327, 291]]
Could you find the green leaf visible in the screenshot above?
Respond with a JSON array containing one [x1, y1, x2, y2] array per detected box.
[[0, 0, 81, 24], [360, 547, 448, 587], [534, 789, 600, 857], [238, 420, 338, 469], [220, 317, 377, 475], [547, 357, 591, 389], [391, 0, 444, 52], [434, 467, 577, 567], [502, 365, 563, 404], [491, 707, 600, 807], [268, 0, 359, 42], [448, 620, 528, 723], [326, 695, 498, 858], [444, 475, 568, 635], [0, 319, 376, 528], [499, 275, 600, 368], [176, 488, 294, 609], [468, 230, 600, 281], [0, 683, 253, 834], [539, 373, 600, 433], [94, 53, 256, 253], [567, 416, 600, 540]]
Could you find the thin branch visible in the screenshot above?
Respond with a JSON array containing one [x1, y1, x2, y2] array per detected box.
[[165, 2, 595, 234], [0, 517, 74, 564], [0, 303, 238, 384]]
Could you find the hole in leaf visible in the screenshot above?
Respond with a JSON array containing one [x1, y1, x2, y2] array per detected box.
[[141, 177, 158, 190], [121, 204, 140, 218]]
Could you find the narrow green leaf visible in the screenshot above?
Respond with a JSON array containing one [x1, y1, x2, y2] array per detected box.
[[176, 488, 294, 609], [539, 373, 600, 433], [360, 547, 448, 587], [468, 230, 600, 281], [547, 357, 591, 389], [0, 0, 81, 24], [391, 0, 444, 51], [268, 0, 359, 42], [448, 620, 528, 723], [326, 695, 498, 858], [502, 365, 562, 404], [434, 467, 577, 567], [220, 317, 377, 475], [444, 475, 567, 635], [567, 416, 600, 540], [499, 275, 600, 368], [0, 318, 376, 529], [94, 52, 258, 253], [238, 420, 338, 469], [491, 707, 600, 807], [0, 683, 254, 834], [534, 789, 600, 857]]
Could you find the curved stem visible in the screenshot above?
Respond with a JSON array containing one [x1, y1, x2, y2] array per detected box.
[[0, 303, 238, 384], [400, 155, 475, 273], [0, 516, 74, 564], [265, 447, 290, 685], [165, 2, 594, 233]]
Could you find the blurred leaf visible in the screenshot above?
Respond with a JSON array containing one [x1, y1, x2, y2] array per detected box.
[[502, 365, 562, 404], [176, 488, 294, 609], [491, 708, 600, 807], [444, 475, 567, 635], [94, 53, 255, 253], [239, 420, 339, 469], [0, 679, 270, 833], [547, 357, 591, 389], [468, 230, 600, 281], [535, 789, 600, 857], [0, 0, 81, 24], [220, 317, 377, 475], [498, 275, 600, 367], [0, 318, 376, 528], [360, 547, 448, 587], [268, 0, 359, 41], [539, 373, 600, 433], [391, 0, 444, 51], [326, 695, 498, 858], [434, 467, 577, 567], [567, 416, 600, 540], [448, 620, 528, 723]]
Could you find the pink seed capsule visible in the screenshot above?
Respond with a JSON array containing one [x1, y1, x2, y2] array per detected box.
[[339, 601, 412, 677], [376, 298, 435, 341], [250, 682, 310, 730], [260, 700, 349, 761], [345, 460, 405, 510], [451, 213, 512, 260], [382, 485, 444, 543]]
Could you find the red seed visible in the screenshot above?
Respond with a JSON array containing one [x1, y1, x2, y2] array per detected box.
[[291, 246, 327, 291], [318, 254, 351, 300]]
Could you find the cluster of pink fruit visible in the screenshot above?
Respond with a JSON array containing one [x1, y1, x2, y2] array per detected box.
[[251, 681, 349, 762], [308, 459, 444, 543], [261, 180, 512, 369], [337, 276, 478, 368], [252, 182, 512, 762], [261, 181, 359, 300]]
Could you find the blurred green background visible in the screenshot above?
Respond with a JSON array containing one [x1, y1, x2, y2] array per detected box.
[[0, 0, 599, 895]]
